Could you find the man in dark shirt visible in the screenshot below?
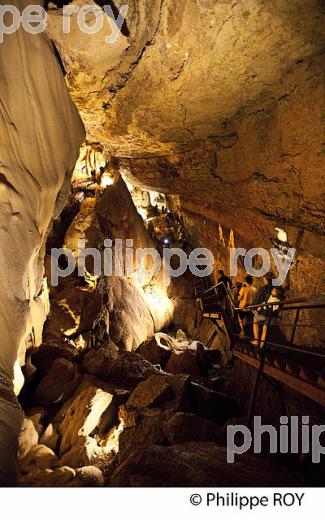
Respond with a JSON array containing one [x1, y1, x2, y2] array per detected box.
[[218, 270, 232, 291]]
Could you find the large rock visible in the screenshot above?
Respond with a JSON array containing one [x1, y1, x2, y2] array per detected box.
[[58, 385, 114, 456], [196, 343, 222, 373], [34, 358, 82, 408], [119, 373, 192, 429], [163, 412, 221, 444], [194, 319, 219, 346], [18, 466, 76, 487], [32, 342, 80, 375], [190, 382, 237, 422], [73, 466, 105, 487], [110, 443, 307, 487], [137, 336, 172, 368], [25, 408, 47, 437], [160, 374, 193, 412], [19, 445, 59, 474], [39, 423, 60, 452], [103, 277, 155, 351], [43, 286, 101, 341], [83, 341, 119, 379], [165, 350, 201, 376], [18, 418, 39, 459], [126, 375, 173, 409], [107, 352, 162, 388], [118, 409, 172, 462]]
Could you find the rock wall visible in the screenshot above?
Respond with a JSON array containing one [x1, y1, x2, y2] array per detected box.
[[0, 0, 84, 484], [47, 1, 324, 340], [120, 54, 325, 346]]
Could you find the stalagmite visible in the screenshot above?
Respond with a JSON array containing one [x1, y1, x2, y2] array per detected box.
[[0, 0, 84, 484]]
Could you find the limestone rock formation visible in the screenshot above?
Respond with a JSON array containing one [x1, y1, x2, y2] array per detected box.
[[0, 0, 84, 484], [46, 0, 324, 341], [1, 0, 324, 490]]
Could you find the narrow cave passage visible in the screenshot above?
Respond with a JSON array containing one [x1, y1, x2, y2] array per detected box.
[[0, 0, 324, 491]]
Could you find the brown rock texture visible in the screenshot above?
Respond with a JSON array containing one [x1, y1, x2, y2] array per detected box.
[[47, 0, 324, 347]]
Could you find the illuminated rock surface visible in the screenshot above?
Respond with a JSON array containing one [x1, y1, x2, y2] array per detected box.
[[1, 0, 324, 487]]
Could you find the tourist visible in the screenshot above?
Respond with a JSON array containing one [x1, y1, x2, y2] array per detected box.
[[260, 286, 286, 348], [232, 281, 242, 307], [251, 272, 275, 346], [218, 270, 232, 291], [238, 275, 256, 336]]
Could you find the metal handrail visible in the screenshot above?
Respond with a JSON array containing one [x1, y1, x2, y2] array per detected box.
[[201, 281, 325, 313], [197, 279, 325, 418]]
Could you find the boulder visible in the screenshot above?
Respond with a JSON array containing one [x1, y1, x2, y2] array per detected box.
[[58, 385, 114, 455], [83, 341, 119, 379], [160, 374, 192, 412], [73, 466, 105, 487], [163, 412, 221, 444], [18, 466, 76, 487], [126, 375, 173, 409], [110, 443, 307, 487], [118, 410, 172, 462], [190, 382, 237, 422], [137, 336, 172, 368], [194, 319, 219, 346], [40, 423, 60, 452], [58, 438, 98, 469], [19, 445, 59, 474], [34, 358, 82, 408], [43, 286, 101, 341], [119, 374, 192, 427], [18, 418, 39, 459], [103, 277, 155, 351], [107, 352, 161, 388], [165, 350, 202, 376], [209, 321, 230, 353], [196, 343, 222, 371], [32, 342, 79, 375], [25, 408, 47, 437]]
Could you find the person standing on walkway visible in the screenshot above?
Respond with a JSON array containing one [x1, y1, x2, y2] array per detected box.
[[238, 275, 256, 336]]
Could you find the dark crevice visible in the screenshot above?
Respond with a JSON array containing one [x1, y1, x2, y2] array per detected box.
[[95, 1, 130, 36], [51, 40, 66, 76]]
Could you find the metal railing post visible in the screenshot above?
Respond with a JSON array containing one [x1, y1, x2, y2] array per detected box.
[[247, 313, 272, 426], [289, 308, 301, 347]]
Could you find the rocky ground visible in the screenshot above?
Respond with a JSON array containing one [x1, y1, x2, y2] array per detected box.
[[18, 317, 310, 487], [15, 171, 313, 487]]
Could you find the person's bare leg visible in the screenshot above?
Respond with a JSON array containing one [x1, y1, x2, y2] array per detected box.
[[260, 324, 268, 349], [252, 319, 260, 345], [239, 316, 245, 334]]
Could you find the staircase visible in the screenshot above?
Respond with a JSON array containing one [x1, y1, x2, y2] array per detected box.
[[195, 278, 325, 412]]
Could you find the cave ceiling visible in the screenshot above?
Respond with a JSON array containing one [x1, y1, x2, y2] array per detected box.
[[47, 0, 325, 156]]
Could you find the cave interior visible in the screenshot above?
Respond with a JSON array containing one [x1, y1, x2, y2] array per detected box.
[[0, 0, 324, 487]]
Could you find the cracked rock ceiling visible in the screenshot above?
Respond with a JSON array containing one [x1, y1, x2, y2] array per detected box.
[[47, 0, 325, 266]]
